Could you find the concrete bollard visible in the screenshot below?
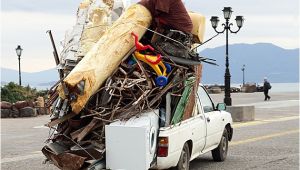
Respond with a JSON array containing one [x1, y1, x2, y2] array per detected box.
[[226, 105, 255, 122]]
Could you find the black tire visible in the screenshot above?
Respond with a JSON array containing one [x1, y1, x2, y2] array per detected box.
[[174, 142, 190, 170], [212, 129, 228, 162]]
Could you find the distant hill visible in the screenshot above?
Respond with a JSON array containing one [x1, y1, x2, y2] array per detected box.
[[199, 43, 299, 84], [1, 68, 59, 89], [1, 43, 298, 89]]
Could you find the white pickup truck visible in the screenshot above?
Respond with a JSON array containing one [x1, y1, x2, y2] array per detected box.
[[105, 84, 233, 170]]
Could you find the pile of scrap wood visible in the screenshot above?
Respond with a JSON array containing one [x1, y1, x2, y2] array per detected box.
[[42, 1, 212, 169]]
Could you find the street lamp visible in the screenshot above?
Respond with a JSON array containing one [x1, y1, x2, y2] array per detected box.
[[15, 45, 23, 86], [210, 7, 244, 106], [241, 64, 245, 85]]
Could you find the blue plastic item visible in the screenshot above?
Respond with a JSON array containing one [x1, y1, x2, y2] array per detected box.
[[155, 76, 168, 87], [165, 63, 172, 73]]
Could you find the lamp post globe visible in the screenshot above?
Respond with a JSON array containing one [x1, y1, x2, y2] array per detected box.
[[222, 7, 233, 20], [210, 8, 244, 106], [235, 16, 245, 28], [15, 45, 23, 86], [210, 16, 220, 29]]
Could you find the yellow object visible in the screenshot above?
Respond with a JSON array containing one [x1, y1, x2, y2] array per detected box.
[[188, 12, 206, 44], [79, 7, 110, 57], [134, 51, 167, 77], [57, 4, 152, 114], [79, 0, 93, 9]]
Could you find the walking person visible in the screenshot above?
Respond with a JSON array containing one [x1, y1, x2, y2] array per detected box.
[[263, 77, 271, 101]]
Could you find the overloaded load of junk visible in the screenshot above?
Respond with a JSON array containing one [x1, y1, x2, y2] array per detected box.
[[42, 0, 216, 169]]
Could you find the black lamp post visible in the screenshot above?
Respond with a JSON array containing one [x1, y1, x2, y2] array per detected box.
[[241, 64, 245, 85], [210, 7, 244, 106], [15, 45, 23, 86]]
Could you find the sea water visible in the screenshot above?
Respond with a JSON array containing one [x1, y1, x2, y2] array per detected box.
[[259, 83, 299, 93], [231, 83, 299, 93]]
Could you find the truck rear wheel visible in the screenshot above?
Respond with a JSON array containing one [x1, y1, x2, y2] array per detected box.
[[212, 129, 228, 162], [174, 142, 190, 170]]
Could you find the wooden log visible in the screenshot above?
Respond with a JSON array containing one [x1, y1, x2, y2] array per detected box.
[[57, 4, 152, 114]]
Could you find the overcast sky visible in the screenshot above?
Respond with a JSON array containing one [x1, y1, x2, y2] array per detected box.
[[1, 0, 299, 72]]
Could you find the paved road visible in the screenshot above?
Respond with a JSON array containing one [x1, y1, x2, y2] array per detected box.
[[1, 92, 299, 170]]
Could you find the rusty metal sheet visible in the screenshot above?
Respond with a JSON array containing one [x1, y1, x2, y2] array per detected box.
[[42, 146, 87, 170]]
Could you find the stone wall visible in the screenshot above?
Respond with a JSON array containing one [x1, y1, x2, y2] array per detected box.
[[0, 97, 49, 118]]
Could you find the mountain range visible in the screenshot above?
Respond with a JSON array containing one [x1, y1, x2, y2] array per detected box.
[[1, 43, 299, 89], [200, 43, 299, 84], [1, 68, 58, 89]]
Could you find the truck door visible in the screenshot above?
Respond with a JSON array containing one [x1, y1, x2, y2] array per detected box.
[[191, 99, 207, 156], [197, 86, 223, 150]]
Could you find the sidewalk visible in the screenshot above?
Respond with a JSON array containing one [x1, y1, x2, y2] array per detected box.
[[209, 92, 299, 120]]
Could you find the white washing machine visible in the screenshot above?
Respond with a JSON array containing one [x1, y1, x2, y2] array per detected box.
[[105, 110, 159, 170]]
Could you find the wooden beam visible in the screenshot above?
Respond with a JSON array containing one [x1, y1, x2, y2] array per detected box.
[[47, 113, 76, 127]]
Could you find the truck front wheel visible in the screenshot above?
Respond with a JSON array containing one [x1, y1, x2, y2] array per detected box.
[[174, 142, 190, 170], [212, 129, 228, 162]]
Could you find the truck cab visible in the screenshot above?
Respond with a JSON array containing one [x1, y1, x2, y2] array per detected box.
[[155, 84, 233, 169]]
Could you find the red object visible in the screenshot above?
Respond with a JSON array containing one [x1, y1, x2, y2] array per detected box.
[[144, 54, 161, 65], [157, 137, 169, 157], [131, 32, 154, 51], [131, 32, 161, 64], [157, 147, 168, 157]]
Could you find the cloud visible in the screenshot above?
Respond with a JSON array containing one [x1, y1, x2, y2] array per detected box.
[[1, 11, 76, 72], [203, 14, 299, 49], [1, 0, 299, 72], [185, 0, 299, 16], [2, 0, 82, 14]]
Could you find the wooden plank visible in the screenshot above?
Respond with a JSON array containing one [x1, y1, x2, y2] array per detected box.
[[182, 64, 202, 120], [171, 77, 195, 124], [70, 126, 85, 140], [76, 118, 99, 142], [47, 113, 76, 127]]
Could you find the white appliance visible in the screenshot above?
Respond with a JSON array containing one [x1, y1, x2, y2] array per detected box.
[[105, 110, 159, 170]]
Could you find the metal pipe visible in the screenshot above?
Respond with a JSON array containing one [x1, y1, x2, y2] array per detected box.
[[46, 30, 64, 79], [224, 18, 232, 106], [18, 56, 21, 85]]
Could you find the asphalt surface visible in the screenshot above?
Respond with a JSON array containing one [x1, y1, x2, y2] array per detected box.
[[1, 92, 299, 170]]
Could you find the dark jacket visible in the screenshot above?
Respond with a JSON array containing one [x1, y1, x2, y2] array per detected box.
[[263, 81, 271, 91]]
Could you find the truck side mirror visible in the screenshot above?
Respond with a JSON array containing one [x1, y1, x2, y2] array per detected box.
[[216, 103, 226, 111]]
